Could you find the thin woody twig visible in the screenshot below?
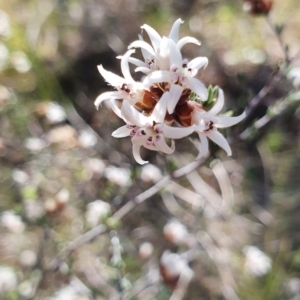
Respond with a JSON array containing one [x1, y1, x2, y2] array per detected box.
[[243, 14, 292, 127], [113, 159, 206, 220], [244, 66, 281, 124], [48, 224, 107, 270], [49, 158, 206, 270], [266, 15, 290, 64]]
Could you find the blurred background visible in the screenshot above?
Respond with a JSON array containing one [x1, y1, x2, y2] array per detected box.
[[1, 0, 300, 299]]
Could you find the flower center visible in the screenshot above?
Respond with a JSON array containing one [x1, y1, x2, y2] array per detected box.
[[131, 123, 162, 148], [146, 57, 156, 70], [204, 120, 215, 132], [120, 83, 131, 93], [170, 60, 197, 87]]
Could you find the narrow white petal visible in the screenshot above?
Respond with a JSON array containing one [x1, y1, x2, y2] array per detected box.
[[143, 70, 171, 86], [132, 144, 148, 165], [112, 125, 132, 138], [208, 131, 232, 156], [122, 100, 147, 127], [128, 40, 156, 58], [216, 112, 246, 128], [152, 92, 169, 123], [110, 99, 123, 119], [138, 34, 144, 41], [195, 133, 209, 160], [162, 124, 194, 139], [188, 78, 208, 101], [128, 57, 148, 68], [135, 67, 151, 74], [188, 57, 208, 71], [169, 18, 184, 42], [177, 37, 201, 50], [142, 142, 159, 151], [98, 65, 125, 87], [141, 49, 150, 60], [195, 119, 206, 132], [138, 34, 151, 60], [167, 84, 184, 114], [155, 137, 175, 154], [141, 24, 162, 52], [208, 88, 224, 115], [94, 91, 122, 109], [121, 50, 136, 82], [169, 39, 183, 69], [158, 37, 171, 70]]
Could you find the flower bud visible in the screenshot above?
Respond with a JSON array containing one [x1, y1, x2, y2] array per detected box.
[[243, 0, 273, 15], [159, 251, 193, 289], [163, 219, 188, 245], [138, 242, 154, 259]]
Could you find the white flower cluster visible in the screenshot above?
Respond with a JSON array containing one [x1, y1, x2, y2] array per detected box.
[[243, 246, 272, 277], [95, 19, 245, 164]]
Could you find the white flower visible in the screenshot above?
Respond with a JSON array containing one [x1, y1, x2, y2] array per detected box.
[[112, 92, 194, 164], [160, 251, 194, 285], [138, 242, 154, 259], [192, 88, 246, 158], [94, 18, 246, 164], [25, 137, 46, 152], [127, 19, 208, 113], [95, 50, 146, 109], [24, 199, 45, 221], [45, 102, 67, 124], [163, 219, 189, 245], [78, 130, 97, 148], [243, 246, 272, 277], [85, 200, 111, 227], [142, 38, 208, 113], [1, 211, 25, 233], [128, 18, 201, 74], [104, 166, 131, 186], [11, 51, 31, 73], [0, 266, 17, 294], [19, 250, 37, 268], [84, 158, 106, 176], [140, 164, 163, 182], [18, 280, 34, 298], [12, 169, 29, 185]]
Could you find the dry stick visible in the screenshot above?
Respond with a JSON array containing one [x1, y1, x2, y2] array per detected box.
[[113, 159, 205, 220], [49, 159, 205, 270], [244, 15, 291, 125], [112, 176, 170, 220], [48, 224, 107, 270], [244, 67, 281, 124], [266, 15, 290, 65]]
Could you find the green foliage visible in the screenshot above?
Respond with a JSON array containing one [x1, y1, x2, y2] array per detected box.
[[266, 130, 284, 152], [190, 85, 218, 111]]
